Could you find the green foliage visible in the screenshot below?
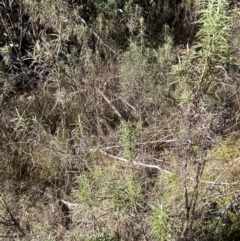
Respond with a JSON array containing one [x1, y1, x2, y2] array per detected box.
[[150, 203, 172, 241], [119, 42, 149, 93], [43, 236, 56, 241], [85, 233, 119, 241], [196, 0, 231, 63], [76, 175, 92, 206], [117, 121, 141, 159], [119, 42, 170, 114], [155, 27, 174, 66], [180, 90, 193, 104], [76, 164, 141, 212], [76, 166, 107, 207], [210, 137, 240, 163], [72, 115, 86, 137], [173, 0, 233, 98], [107, 173, 141, 212]]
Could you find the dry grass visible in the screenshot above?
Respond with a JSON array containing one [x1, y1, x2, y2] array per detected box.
[[1, 0, 240, 241]]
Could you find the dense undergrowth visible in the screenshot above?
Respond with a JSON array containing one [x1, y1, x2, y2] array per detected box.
[[1, 0, 240, 240]]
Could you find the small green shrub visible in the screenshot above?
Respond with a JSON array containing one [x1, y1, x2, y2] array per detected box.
[[150, 203, 172, 241], [107, 173, 141, 212], [76, 166, 107, 207], [117, 121, 141, 159], [172, 0, 233, 99], [85, 233, 119, 241]]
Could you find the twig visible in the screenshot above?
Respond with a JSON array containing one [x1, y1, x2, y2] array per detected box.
[[116, 95, 137, 113], [97, 88, 125, 122], [137, 139, 177, 146]]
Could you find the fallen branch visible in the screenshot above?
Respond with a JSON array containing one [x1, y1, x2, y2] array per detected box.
[[99, 149, 175, 174], [96, 149, 240, 186], [32, 188, 79, 210]]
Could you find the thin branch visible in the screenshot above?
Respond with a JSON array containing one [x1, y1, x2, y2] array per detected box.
[[116, 95, 137, 113], [138, 138, 177, 146], [97, 88, 125, 122]]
